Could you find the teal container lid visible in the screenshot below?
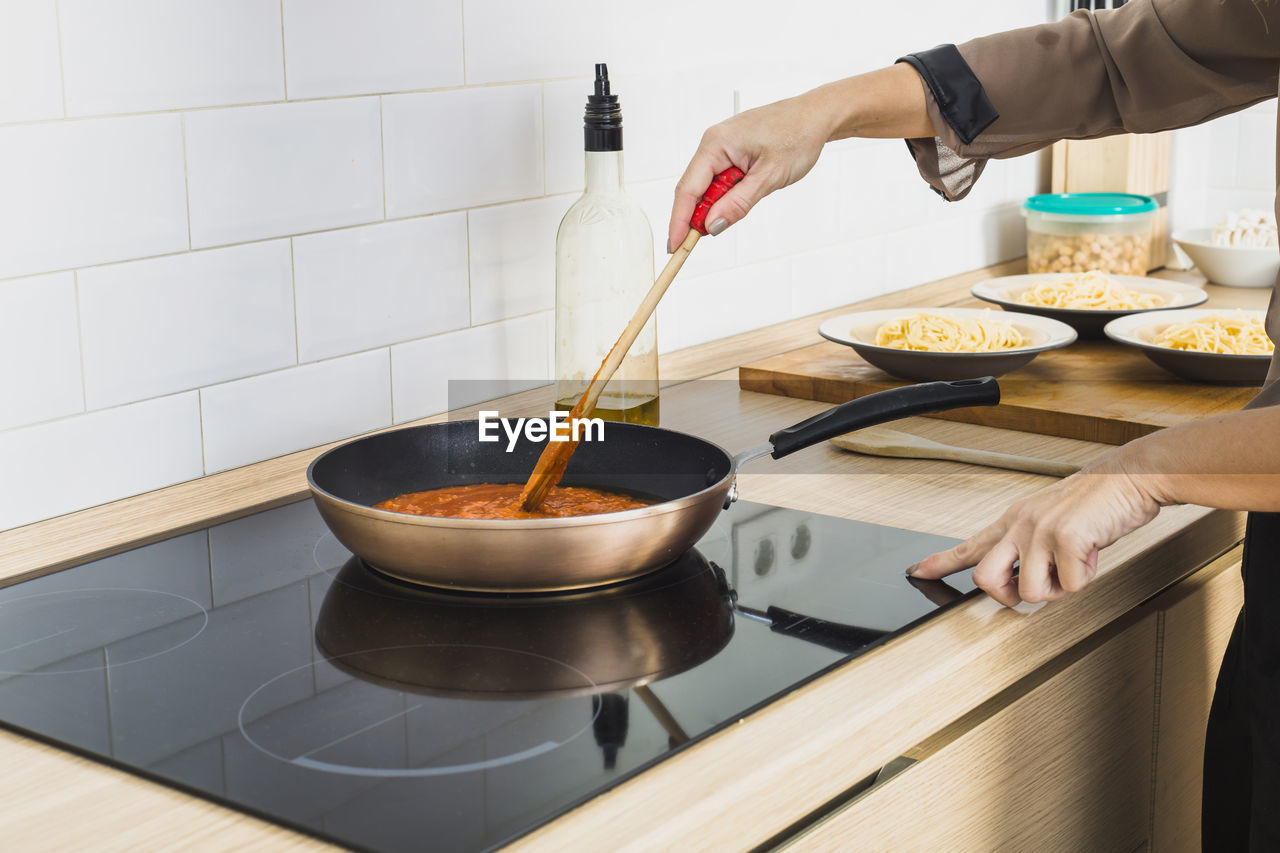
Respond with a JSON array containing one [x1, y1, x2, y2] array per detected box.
[[1023, 192, 1157, 216]]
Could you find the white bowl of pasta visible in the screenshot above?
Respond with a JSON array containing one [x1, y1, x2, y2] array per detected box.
[[1103, 308, 1274, 385], [971, 271, 1207, 338], [818, 307, 1077, 381]]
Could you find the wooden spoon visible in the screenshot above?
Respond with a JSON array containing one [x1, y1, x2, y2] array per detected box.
[[829, 426, 1082, 477], [518, 167, 745, 511]]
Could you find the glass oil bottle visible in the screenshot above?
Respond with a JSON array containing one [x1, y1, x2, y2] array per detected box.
[[554, 63, 659, 425]]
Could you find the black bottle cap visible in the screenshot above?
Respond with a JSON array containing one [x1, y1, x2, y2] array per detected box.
[[584, 62, 622, 152]]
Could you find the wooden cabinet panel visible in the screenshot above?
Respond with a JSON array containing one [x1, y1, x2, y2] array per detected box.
[[1150, 551, 1244, 852], [786, 614, 1159, 852]]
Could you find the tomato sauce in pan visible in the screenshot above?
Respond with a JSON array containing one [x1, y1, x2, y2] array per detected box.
[[373, 483, 654, 520]]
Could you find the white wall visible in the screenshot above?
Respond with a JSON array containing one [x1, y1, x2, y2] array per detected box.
[[1167, 100, 1278, 240], [0, 0, 1047, 531]]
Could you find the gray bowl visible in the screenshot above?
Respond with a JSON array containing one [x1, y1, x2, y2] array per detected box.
[[819, 308, 1078, 381], [1103, 309, 1272, 385], [971, 273, 1208, 339]]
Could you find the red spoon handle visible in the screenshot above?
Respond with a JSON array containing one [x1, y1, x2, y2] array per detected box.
[[689, 166, 745, 234]]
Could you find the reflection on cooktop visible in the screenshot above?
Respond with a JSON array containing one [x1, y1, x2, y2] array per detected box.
[[0, 588, 208, 675], [317, 554, 734, 698], [0, 498, 973, 852]]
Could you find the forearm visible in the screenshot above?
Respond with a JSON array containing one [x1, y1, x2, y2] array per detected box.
[[1109, 407, 1280, 512], [801, 64, 934, 142]]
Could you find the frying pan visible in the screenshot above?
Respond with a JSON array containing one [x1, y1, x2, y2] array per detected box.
[[307, 376, 1000, 591]]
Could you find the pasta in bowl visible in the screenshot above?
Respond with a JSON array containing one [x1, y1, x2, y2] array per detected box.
[[971, 271, 1207, 337], [819, 308, 1077, 381], [1103, 308, 1274, 385]]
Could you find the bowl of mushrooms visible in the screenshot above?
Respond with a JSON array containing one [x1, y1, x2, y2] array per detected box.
[[1174, 209, 1280, 289]]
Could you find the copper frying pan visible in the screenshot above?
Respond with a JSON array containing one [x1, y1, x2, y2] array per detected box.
[[306, 377, 1000, 591]]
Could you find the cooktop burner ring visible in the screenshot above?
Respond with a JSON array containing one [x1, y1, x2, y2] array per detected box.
[[237, 643, 601, 778], [0, 587, 209, 676], [311, 529, 352, 578]]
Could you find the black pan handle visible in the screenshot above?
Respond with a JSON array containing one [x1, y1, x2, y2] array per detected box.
[[764, 606, 887, 654], [767, 377, 1000, 460]]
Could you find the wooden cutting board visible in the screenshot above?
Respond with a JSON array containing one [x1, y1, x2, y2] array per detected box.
[[739, 339, 1258, 445]]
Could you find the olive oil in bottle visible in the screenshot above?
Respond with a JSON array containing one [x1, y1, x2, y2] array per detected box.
[[554, 63, 659, 425]]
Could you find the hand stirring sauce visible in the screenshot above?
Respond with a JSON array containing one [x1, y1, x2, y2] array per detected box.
[[373, 483, 653, 519]]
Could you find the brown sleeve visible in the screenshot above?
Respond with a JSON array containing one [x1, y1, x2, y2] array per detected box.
[[901, 0, 1280, 201]]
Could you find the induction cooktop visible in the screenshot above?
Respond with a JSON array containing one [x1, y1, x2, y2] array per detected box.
[[0, 498, 974, 852]]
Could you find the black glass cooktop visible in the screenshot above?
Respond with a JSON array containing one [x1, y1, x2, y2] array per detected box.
[[0, 499, 973, 852]]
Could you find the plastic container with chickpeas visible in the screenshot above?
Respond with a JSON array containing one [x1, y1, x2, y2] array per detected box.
[[1024, 193, 1157, 276]]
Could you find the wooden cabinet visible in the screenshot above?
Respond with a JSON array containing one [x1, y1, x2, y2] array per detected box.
[[1149, 551, 1244, 851], [780, 550, 1243, 853], [784, 614, 1159, 852]]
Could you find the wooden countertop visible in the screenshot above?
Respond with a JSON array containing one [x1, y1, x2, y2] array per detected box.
[[0, 259, 1261, 850]]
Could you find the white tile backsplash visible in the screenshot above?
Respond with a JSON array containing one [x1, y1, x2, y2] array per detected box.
[[734, 155, 845, 265], [0, 273, 83, 430], [0, 393, 203, 531], [60, 0, 284, 116], [0, 1, 1053, 528], [185, 99, 383, 248], [884, 211, 984, 292], [661, 259, 792, 351], [383, 85, 543, 217], [1168, 101, 1277, 235], [282, 0, 463, 99], [390, 313, 550, 422], [789, 238, 887, 319], [467, 197, 566, 325], [837, 141, 937, 240], [542, 73, 734, 195], [0, 0, 62, 124], [542, 79, 592, 197], [200, 349, 392, 473], [1236, 108, 1277, 192], [463, 0, 602, 85], [628, 179, 737, 279], [0, 115, 188, 279], [293, 214, 470, 362], [77, 241, 296, 409]]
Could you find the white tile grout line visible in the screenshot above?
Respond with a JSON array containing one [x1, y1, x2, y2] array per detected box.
[[0, 188, 594, 283], [197, 388, 209, 475], [465, 209, 474, 326], [278, 0, 289, 100], [0, 77, 589, 129], [538, 83, 547, 196], [0, 195, 1028, 287], [459, 0, 468, 87], [71, 269, 87, 413], [0, 312, 556, 434], [379, 96, 387, 219], [53, 0, 68, 118], [289, 237, 300, 364], [180, 113, 193, 250], [387, 342, 397, 424]]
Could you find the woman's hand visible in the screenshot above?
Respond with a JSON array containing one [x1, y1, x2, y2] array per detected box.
[[907, 456, 1164, 607], [666, 95, 830, 253], [665, 64, 934, 253], [908, 405, 1280, 607]]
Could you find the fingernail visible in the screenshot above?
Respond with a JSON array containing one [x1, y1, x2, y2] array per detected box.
[[905, 562, 919, 578], [707, 217, 728, 236]]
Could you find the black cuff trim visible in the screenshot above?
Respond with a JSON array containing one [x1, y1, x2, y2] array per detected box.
[[897, 44, 998, 146]]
